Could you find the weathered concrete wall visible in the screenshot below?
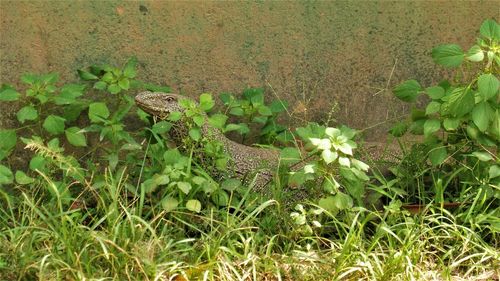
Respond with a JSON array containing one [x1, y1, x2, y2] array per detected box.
[[1, 1, 498, 139]]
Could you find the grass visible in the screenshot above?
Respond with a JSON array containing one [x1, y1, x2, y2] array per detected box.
[[1, 171, 498, 280], [0, 123, 497, 280]]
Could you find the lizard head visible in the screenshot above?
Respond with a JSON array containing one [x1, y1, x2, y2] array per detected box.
[[135, 91, 187, 119]]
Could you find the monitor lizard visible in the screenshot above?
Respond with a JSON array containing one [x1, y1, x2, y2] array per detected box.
[[135, 91, 402, 197], [135, 91, 281, 190]]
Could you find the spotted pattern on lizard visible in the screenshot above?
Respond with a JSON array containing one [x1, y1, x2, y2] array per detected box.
[[135, 91, 280, 190]]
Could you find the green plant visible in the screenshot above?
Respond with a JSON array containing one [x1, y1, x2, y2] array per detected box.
[[0, 58, 169, 208], [219, 87, 289, 144], [390, 19, 499, 230], [0, 72, 90, 195], [279, 123, 373, 216]]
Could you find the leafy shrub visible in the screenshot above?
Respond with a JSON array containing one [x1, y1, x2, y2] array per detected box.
[[390, 19, 499, 230]]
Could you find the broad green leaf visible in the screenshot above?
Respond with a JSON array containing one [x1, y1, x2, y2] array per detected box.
[[472, 151, 493, 162], [224, 123, 250, 135], [0, 165, 13, 185], [424, 119, 441, 136], [141, 179, 157, 193], [219, 92, 233, 105], [94, 81, 107, 90], [425, 101, 441, 115], [189, 128, 201, 141], [389, 122, 407, 137], [152, 121, 172, 134], [0, 130, 16, 152], [186, 199, 201, 213], [153, 174, 169, 185], [325, 127, 341, 138], [471, 102, 494, 132], [318, 196, 337, 212], [211, 190, 229, 206], [0, 86, 20, 101], [393, 80, 422, 102], [443, 88, 474, 117], [163, 149, 183, 165], [29, 155, 46, 172], [101, 72, 114, 83], [77, 69, 99, 80], [15, 170, 34, 184], [321, 149, 338, 164], [202, 181, 220, 194], [322, 178, 339, 193], [123, 57, 137, 78], [429, 146, 447, 166], [340, 126, 357, 139], [479, 19, 500, 40], [199, 93, 215, 111], [489, 110, 500, 141], [55, 84, 85, 105], [167, 111, 182, 121], [16, 106, 38, 123], [88, 102, 110, 123], [443, 118, 461, 131], [177, 181, 192, 194], [280, 147, 302, 166], [229, 107, 244, 116], [476, 134, 497, 147], [411, 108, 426, 121], [35, 93, 49, 104], [338, 156, 350, 167], [21, 73, 38, 85], [466, 45, 484, 62], [431, 44, 464, 68], [426, 86, 445, 100], [288, 171, 307, 187], [191, 176, 206, 186], [65, 127, 87, 147], [43, 115, 66, 135], [336, 142, 353, 155], [161, 196, 178, 212], [466, 124, 480, 140], [303, 164, 315, 174], [244, 88, 264, 105], [310, 138, 331, 150], [108, 83, 121, 94], [257, 105, 272, 116], [252, 116, 268, 124], [118, 78, 130, 90], [352, 159, 370, 172], [332, 192, 353, 210], [41, 73, 59, 84], [489, 165, 500, 179], [192, 115, 205, 127], [63, 103, 87, 123], [208, 114, 228, 129], [47, 138, 62, 152], [477, 74, 499, 100], [221, 178, 241, 191]]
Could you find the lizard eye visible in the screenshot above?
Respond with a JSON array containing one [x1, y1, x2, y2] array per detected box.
[[166, 96, 175, 102]]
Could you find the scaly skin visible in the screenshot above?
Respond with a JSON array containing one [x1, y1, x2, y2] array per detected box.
[[135, 91, 280, 189]]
